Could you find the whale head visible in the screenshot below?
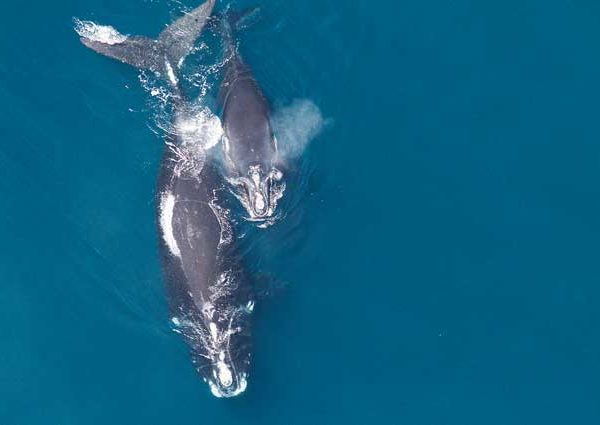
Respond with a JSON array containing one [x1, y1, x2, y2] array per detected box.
[[228, 163, 285, 222], [201, 305, 253, 398], [175, 297, 254, 398], [205, 344, 249, 398]]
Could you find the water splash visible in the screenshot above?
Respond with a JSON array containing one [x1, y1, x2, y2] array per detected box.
[[272, 99, 326, 159], [73, 18, 128, 45], [174, 105, 223, 150], [135, 40, 227, 166]]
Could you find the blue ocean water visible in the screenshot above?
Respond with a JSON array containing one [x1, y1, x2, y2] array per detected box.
[[2, 0, 600, 423]]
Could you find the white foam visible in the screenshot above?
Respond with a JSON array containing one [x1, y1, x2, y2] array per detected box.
[[208, 201, 233, 248], [175, 106, 223, 150], [73, 18, 128, 45], [159, 192, 181, 258], [272, 99, 326, 159]]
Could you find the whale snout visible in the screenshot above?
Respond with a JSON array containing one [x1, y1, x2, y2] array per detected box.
[[250, 186, 269, 217], [206, 351, 248, 398], [216, 360, 233, 387], [184, 307, 253, 399], [209, 368, 247, 398]]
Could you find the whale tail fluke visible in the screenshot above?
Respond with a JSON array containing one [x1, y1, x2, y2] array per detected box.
[[79, 35, 161, 71], [157, 0, 216, 67], [75, 0, 216, 87]]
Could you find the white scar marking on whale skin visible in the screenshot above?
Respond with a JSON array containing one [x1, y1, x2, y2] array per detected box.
[[159, 192, 181, 258], [165, 61, 179, 87]]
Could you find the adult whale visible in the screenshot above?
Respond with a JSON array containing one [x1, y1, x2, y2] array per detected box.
[[158, 141, 254, 399], [218, 12, 286, 222], [76, 0, 255, 397]]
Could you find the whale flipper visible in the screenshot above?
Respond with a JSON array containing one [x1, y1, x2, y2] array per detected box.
[[76, 0, 215, 77]]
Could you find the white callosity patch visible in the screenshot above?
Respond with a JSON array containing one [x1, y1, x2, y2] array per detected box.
[[172, 300, 252, 398], [216, 361, 233, 387], [226, 171, 286, 227], [272, 99, 326, 159], [254, 192, 265, 212], [216, 351, 233, 387], [73, 18, 128, 45], [159, 191, 181, 258]]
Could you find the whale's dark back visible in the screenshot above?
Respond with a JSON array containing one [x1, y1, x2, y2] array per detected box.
[[220, 57, 277, 172], [155, 136, 254, 397], [156, 141, 222, 312]]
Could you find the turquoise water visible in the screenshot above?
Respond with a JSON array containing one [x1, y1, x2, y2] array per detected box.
[[2, 0, 600, 423]]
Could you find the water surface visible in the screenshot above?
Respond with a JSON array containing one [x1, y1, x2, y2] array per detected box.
[[1, 0, 600, 424]]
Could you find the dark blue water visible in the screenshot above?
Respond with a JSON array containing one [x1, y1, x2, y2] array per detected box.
[[2, 0, 600, 423]]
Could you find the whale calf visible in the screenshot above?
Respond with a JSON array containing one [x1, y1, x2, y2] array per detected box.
[[218, 12, 286, 222], [76, 0, 255, 397]]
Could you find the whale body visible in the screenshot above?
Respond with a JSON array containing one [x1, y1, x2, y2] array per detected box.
[[157, 135, 254, 398], [218, 14, 286, 222], [76, 0, 255, 397]]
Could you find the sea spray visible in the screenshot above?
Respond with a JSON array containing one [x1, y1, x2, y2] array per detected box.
[[73, 19, 128, 45], [272, 99, 327, 159]]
